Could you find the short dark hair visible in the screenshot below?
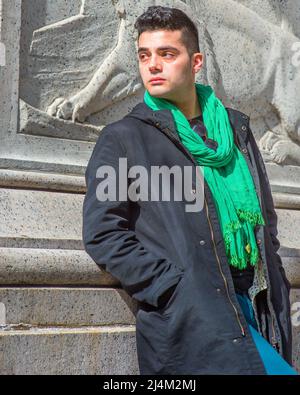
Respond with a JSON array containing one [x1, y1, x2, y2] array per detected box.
[[134, 6, 200, 57]]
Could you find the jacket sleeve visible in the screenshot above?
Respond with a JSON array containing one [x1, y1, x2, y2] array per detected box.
[[82, 126, 184, 308], [247, 127, 291, 292]]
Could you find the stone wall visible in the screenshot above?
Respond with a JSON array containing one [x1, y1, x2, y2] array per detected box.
[[0, 0, 299, 374]]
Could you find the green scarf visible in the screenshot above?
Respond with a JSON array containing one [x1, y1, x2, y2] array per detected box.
[[144, 83, 265, 270]]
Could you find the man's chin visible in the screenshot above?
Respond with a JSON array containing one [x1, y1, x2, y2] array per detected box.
[[146, 86, 172, 99]]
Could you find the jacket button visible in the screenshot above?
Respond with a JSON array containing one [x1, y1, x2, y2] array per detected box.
[[242, 115, 248, 120], [257, 239, 262, 245], [199, 240, 206, 246], [233, 338, 239, 344], [242, 148, 248, 154], [216, 288, 221, 293], [155, 122, 160, 127], [241, 125, 247, 131]]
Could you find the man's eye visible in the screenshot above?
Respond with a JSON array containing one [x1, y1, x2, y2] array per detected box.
[[163, 53, 174, 58], [139, 54, 148, 61]]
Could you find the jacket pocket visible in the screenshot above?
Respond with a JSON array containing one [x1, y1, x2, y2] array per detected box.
[[158, 271, 185, 316]]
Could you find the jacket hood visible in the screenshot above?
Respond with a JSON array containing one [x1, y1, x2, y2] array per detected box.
[[124, 101, 178, 134], [124, 100, 250, 144]]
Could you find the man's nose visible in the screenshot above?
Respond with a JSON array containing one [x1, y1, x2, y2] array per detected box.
[[149, 55, 162, 72]]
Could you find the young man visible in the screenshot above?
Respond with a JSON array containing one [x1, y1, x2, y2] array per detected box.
[[82, 6, 298, 375]]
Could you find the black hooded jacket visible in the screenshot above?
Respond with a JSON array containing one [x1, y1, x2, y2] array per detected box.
[[82, 101, 292, 374]]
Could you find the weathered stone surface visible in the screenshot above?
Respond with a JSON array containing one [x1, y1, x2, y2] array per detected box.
[[19, 99, 104, 142], [0, 248, 118, 285], [0, 169, 86, 193], [281, 257, 300, 288], [0, 188, 83, 249], [0, 302, 5, 326], [277, 209, 300, 249], [0, 325, 139, 375], [0, 0, 21, 143], [0, 287, 137, 326], [290, 288, 300, 373]]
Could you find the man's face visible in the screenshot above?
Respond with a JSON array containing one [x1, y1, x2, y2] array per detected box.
[[137, 29, 202, 101]]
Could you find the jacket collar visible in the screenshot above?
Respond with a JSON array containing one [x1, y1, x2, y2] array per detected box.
[[125, 101, 250, 144]]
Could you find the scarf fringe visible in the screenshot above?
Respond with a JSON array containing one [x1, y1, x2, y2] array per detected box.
[[224, 210, 264, 270], [236, 208, 265, 226], [223, 220, 241, 249], [228, 247, 260, 270]]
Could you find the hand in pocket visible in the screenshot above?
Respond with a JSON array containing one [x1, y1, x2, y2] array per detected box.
[[157, 274, 184, 311]]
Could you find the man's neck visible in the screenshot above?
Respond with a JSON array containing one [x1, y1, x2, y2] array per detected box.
[[169, 85, 202, 120]]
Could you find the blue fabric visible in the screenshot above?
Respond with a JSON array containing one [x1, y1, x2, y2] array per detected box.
[[236, 292, 299, 375]]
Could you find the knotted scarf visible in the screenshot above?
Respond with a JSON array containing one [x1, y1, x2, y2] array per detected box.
[[144, 83, 265, 270]]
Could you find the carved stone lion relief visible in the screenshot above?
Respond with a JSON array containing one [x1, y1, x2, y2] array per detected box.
[[20, 0, 300, 166]]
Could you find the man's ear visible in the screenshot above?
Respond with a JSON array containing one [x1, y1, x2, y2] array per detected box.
[[193, 52, 204, 75]]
